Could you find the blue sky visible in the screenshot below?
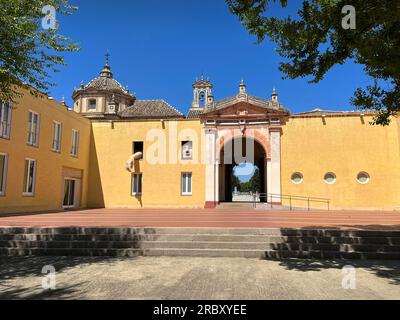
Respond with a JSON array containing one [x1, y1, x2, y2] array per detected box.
[[50, 0, 371, 115]]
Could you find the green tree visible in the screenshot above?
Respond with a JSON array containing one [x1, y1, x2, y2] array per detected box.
[[231, 173, 242, 192], [249, 167, 261, 192], [227, 0, 400, 125], [0, 0, 79, 102]]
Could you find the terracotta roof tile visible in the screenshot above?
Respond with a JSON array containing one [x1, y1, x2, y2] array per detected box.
[[120, 100, 183, 119]]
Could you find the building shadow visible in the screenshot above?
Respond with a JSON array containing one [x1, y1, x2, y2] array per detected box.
[[262, 224, 400, 285], [0, 282, 86, 300], [0, 255, 139, 300], [87, 127, 105, 208]]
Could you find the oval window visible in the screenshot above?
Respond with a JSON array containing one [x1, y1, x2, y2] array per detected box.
[[291, 172, 303, 185], [324, 172, 336, 185], [357, 172, 370, 184]]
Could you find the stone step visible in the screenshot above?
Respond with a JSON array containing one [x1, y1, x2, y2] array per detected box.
[[0, 247, 143, 257], [143, 248, 400, 260], [2, 233, 400, 245], [2, 227, 400, 260], [4, 246, 400, 260], [2, 239, 400, 253], [2, 227, 400, 237], [140, 241, 400, 252]]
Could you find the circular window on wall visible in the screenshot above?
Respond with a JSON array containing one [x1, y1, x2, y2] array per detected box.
[[291, 172, 303, 185], [324, 172, 336, 185], [357, 172, 370, 184]]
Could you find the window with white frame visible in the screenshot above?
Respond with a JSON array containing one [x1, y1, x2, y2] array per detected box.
[[0, 102, 12, 139], [131, 173, 142, 195], [52, 121, 62, 152], [0, 153, 7, 195], [71, 129, 79, 157], [23, 159, 36, 196], [181, 172, 192, 195], [27, 111, 40, 146]]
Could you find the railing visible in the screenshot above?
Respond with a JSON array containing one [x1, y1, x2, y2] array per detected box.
[[253, 193, 330, 211]]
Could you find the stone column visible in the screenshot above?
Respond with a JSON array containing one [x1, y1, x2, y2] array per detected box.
[[269, 127, 282, 203], [267, 159, 272, 195], [204, 128, 217, 208]]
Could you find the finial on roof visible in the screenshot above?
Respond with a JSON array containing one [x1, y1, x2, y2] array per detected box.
[[239, 79, 246, 93], [105, 51, 110, 66], [271, 87, 278, 102], [80, 80, 84, 88], [100, 52, 113, 78]]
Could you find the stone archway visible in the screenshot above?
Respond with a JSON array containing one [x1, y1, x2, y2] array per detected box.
[[218, 135, 268, 202], [204, 125, 281, 208]]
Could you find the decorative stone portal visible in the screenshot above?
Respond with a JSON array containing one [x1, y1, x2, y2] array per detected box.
[[200, 83, 288, 208], [218, 135, 268, 203]]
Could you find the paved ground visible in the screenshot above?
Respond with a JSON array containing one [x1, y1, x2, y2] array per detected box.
[[0, 208, 400, 230], [0, 256, 399, 300]]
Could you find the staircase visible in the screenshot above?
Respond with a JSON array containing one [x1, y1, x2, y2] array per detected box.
[[1, 227, 400, 260]]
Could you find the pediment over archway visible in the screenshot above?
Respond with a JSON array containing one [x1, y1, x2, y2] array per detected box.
[[201, 94, 289, 120]]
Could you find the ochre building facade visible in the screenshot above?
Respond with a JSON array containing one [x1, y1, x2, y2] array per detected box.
[[1, 61, 399, 213]]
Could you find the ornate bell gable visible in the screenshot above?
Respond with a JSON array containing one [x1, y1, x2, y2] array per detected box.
[[199, 81, 289, 123], [201, 100, 289, 121]]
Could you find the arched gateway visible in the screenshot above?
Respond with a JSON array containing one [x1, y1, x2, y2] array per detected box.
[[218, 136, 268, 202], [199, 81, 289, 208]]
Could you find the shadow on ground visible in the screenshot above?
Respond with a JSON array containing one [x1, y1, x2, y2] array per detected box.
[[0, 256, 136, 300], [274, 225, 400, 285], [278, 259, 400, 285]]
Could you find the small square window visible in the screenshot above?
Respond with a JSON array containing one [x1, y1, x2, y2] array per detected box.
[[181, 141, 193, 160], [88, 99, 97, 110], [133, 141, 144, 160]]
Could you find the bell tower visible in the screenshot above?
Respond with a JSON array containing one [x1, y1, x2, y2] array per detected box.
[[192, 76, 213, 108]]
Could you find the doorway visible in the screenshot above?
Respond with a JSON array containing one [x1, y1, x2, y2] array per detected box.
[[63, 178, 79, 209], [219, 137, 267, 202]]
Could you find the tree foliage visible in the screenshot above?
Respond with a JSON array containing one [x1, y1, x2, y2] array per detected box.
[[0, 0, 79, 102], [233, 167, 261, 192], [227, 0, 400, 125]]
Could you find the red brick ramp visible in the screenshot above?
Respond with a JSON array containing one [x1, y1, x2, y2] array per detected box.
[[0, 208, 400, 230]]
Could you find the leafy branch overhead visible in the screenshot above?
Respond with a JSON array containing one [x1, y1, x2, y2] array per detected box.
[[0, 0, 79, 102], [226, 0, 400, 125]]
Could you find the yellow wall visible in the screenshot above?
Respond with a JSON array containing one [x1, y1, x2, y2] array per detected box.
[[281, 115, 400, 210], [0, 88, 91, 213], [88, 119, 206, 208], [2, 87, 400, 213]]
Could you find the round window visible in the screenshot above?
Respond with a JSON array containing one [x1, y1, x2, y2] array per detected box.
[[357, 172, 370, 184], [291, 172, 303, 184], [324, 172, 336, 184]]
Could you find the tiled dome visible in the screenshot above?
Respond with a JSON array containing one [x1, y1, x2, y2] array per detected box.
[[84, 64, 129, 93]]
